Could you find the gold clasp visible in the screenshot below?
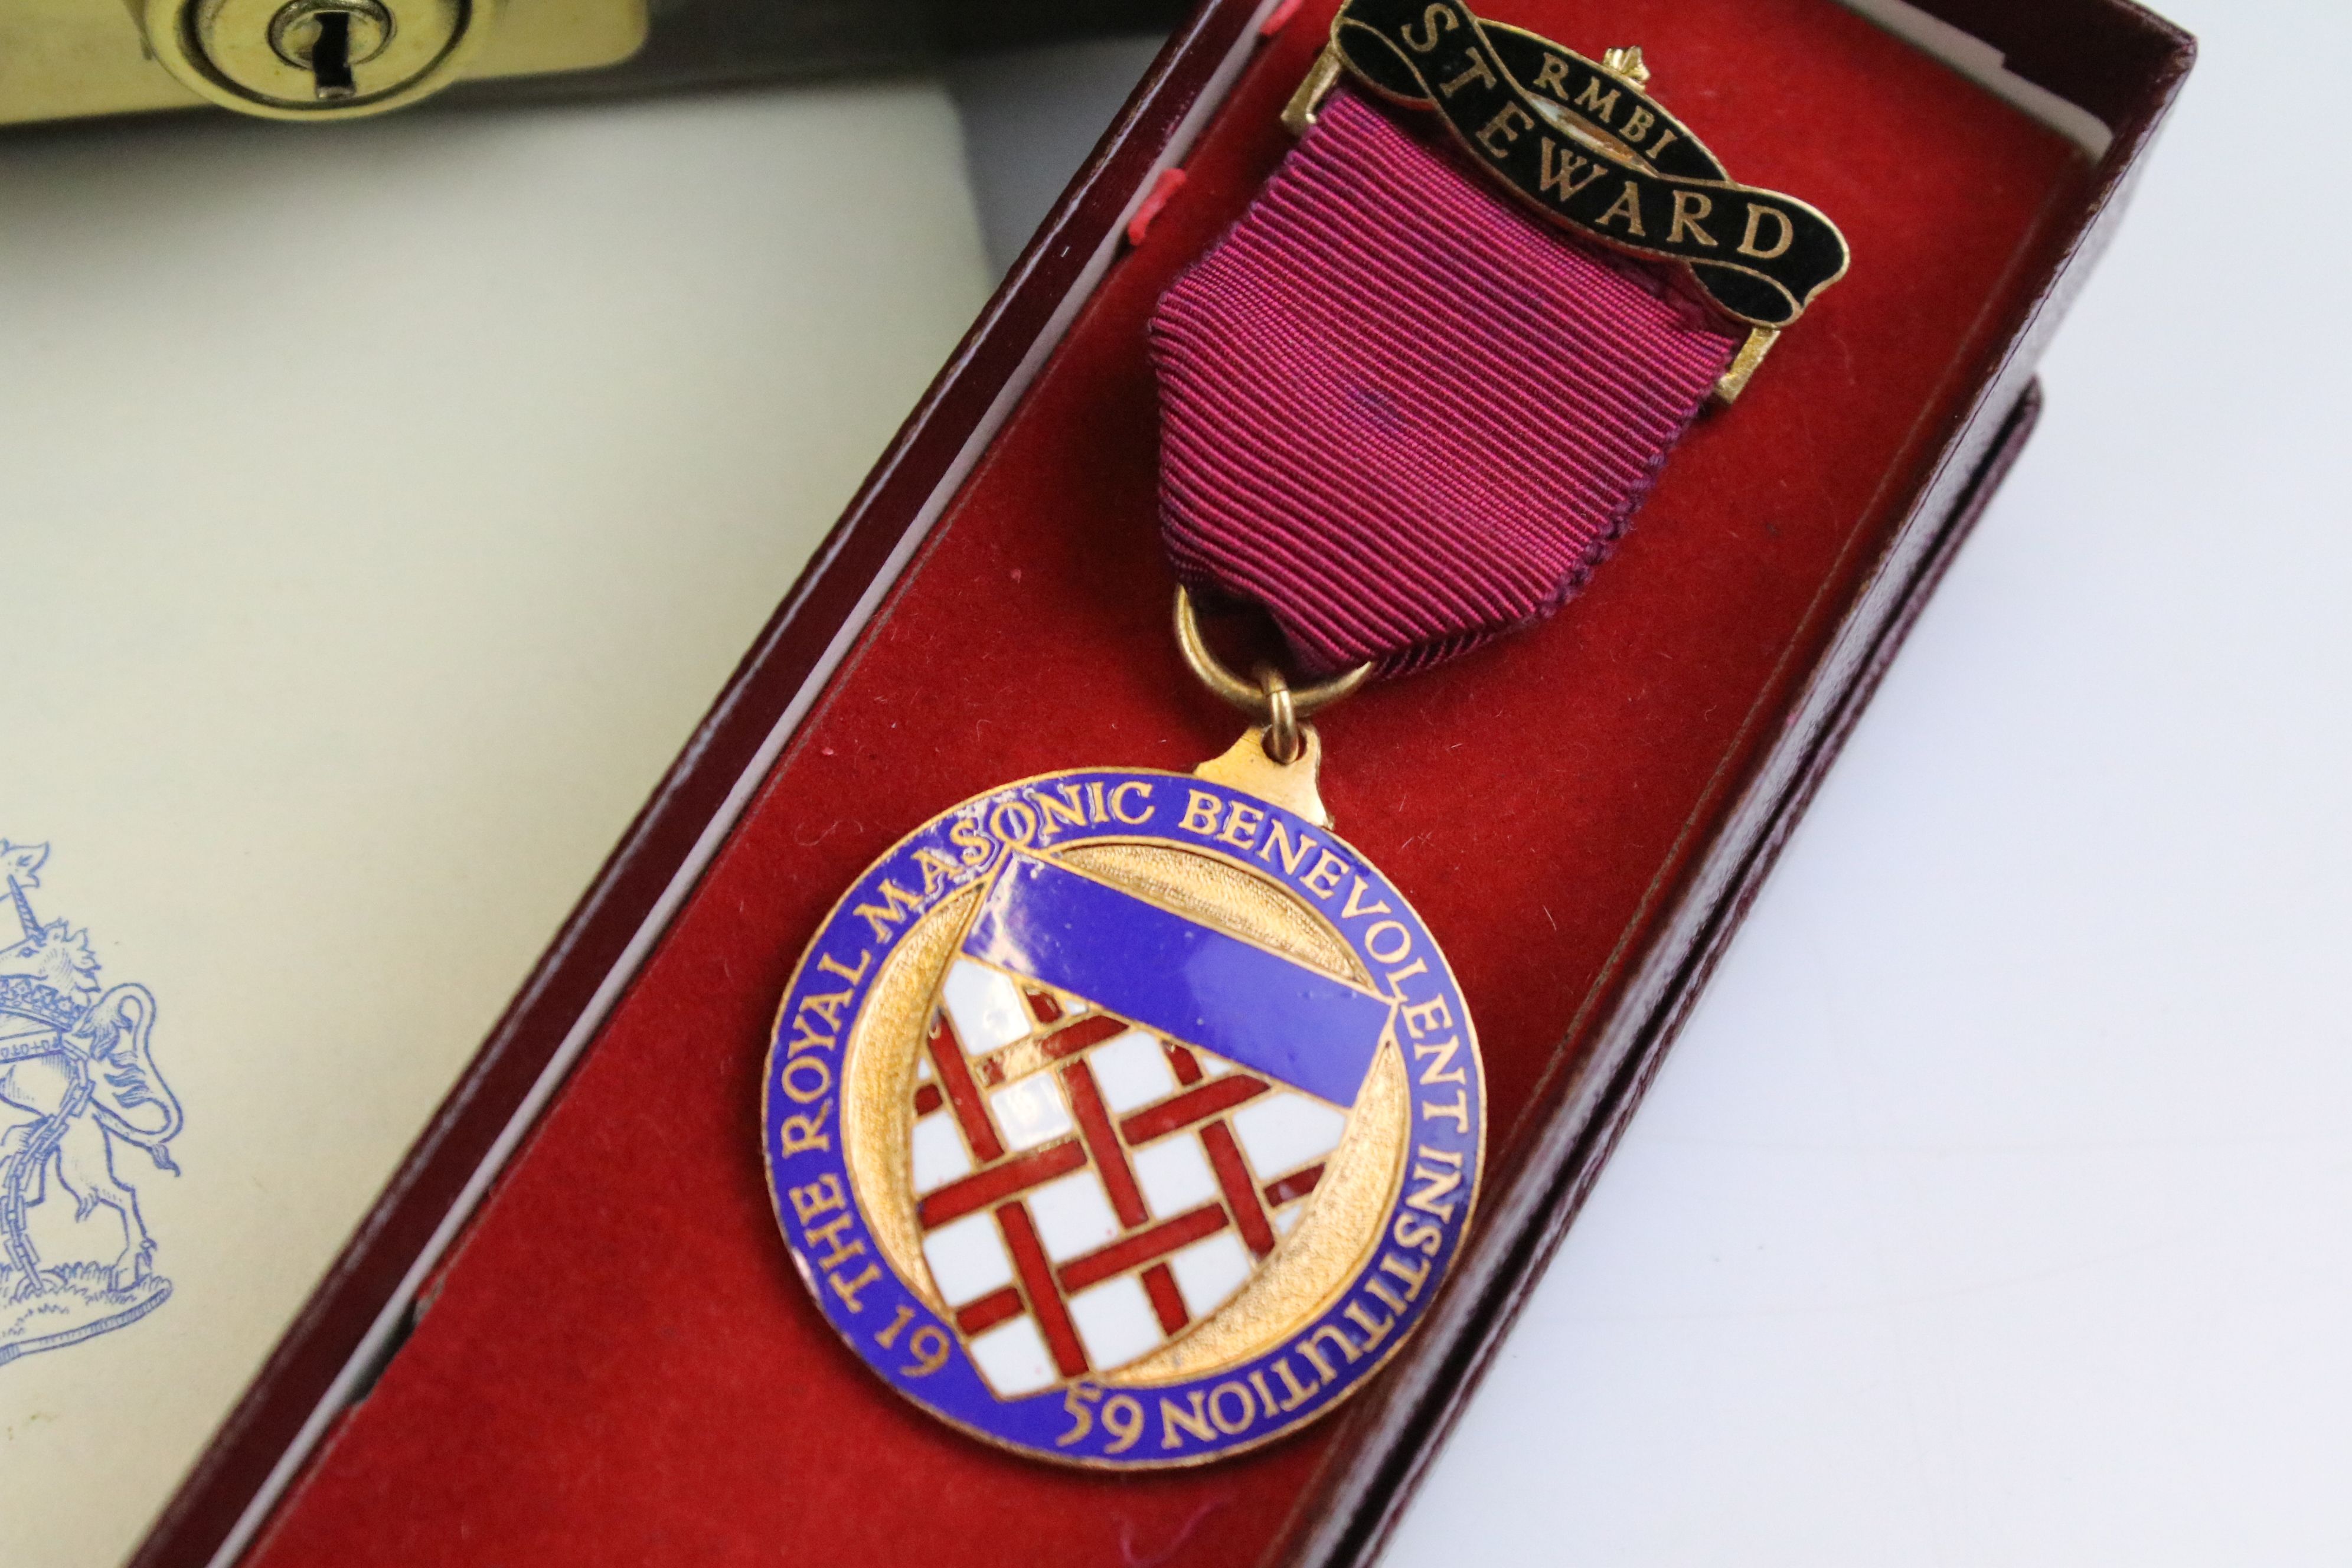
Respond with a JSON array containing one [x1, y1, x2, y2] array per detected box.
[[1284, 30, 1802, 404], [1712, 326, 1780, 406], [1280, 42, 1344, 136]]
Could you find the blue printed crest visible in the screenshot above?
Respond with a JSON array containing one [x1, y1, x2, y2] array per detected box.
[[0, 841, 183, 1368]]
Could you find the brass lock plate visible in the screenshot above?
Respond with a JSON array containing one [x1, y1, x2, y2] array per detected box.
[[0, 0, 648, 125]]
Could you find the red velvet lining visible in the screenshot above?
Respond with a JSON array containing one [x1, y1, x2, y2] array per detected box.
[[248, 3, 2090, 1563]]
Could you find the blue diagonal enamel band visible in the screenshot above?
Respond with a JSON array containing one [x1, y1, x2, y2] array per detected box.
[[961, 853, 1389, 1107]]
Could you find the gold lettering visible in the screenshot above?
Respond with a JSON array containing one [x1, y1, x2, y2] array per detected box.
[[1109, 780, 1154, 824], [1419, 1087, 1472, 1133], [1407, 1157, 1465, 1221], [913, 846, 963, 897], [1572, 77, 1621, 123], [1342, 1298, 1397, 1353], [1412, 1034, 1468, 1088], [1302, 850, 1349, 900], [805, 1211, 863, 1272], [785, 1012, 836, 1057], [1538, 138, 1604, 201], [827, 1260, 881, 1312], [1159, 1391, 1216, 1448], [1619, 105, 1655, 143], [1647, 127, 1681, 162], [1595, 179, 1646, 235], [1298, 1322, 1362, 1381], [874, 1303, 914, 1347], [1102, 1393, 1144, 1451], [852, 879, 926, 943], [1180, 789, 1224, 836], [1036, 784, 1089, 835], [815, 949, 871, 985], [1393, 1212, 1445, 1255], [1056, 1384, 1097, 1447], [1400, 996, 1451, 1038], [1208, 1381, 1257, 1434], [1476, 103, 1532, 160], [899, 1325, 950, 1377], [1383, 956, 1430, 998], [1381, 1250, 1435, 1300], [986, 799, 1037, 847], [775, 1100, 832, 1156], [1272, 1356, 1320, 1410], [950, 815, 995, 866], [1260, 819, 1318, 877], [1399, 1, 1455, 53], [1340, 878, 1392, 920], [1668, 190, 1717, 248], [1530, 52, 1571, 97], [1366, 1275, 1410, 1315], [1363, 920, 1413, 965], [1439, 49, 1498, 98], [787, 1172, 848, 1225], [1219, 800, 1265, 850], [779, 1053, 833, 1105], [1739, 202, 1794, 259]]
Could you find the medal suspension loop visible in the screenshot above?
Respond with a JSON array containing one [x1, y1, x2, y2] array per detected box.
[[1172, 586, 1371, 764]]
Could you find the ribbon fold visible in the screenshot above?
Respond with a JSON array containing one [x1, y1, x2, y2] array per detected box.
[[1151, 90, 1745, 676]]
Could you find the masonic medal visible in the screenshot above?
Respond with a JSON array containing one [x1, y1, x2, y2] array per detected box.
[[763, 0, 1845, 1466], [763, 759, 1480, 1465]]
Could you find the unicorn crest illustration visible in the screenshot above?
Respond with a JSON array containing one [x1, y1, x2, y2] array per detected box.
[[0, 841, 182, 1365]]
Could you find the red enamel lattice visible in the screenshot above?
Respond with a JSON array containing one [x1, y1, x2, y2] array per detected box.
[[909, 962, 1338, 1386]]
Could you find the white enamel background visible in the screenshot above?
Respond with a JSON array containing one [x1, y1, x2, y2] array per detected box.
[[922, 1211, 1017, 1309], [968, 1312, 1057, 1396], [1069, 1273, 1163, 1368], [1133, 1130, 1220, 1217], [1092, 1027, 1182, 1111], [1028, 1167, 1122, 1261], [906, 962, 1341, 1390]]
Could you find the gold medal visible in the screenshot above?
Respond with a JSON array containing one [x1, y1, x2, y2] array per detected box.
[[762, 606, 1484, 1466]]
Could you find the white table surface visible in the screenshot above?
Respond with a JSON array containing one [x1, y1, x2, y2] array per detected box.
[[1383, 0, 2352, 1558], [960, 3, 2352, 1562]]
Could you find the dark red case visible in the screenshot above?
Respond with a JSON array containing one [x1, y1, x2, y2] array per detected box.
[[132, 1, 2192, 1563]]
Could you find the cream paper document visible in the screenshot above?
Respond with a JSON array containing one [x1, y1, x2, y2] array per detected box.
[[0, 83, 991, 1566]]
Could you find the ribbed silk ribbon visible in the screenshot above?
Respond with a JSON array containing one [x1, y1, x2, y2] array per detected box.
[[1149, 90, 1742, 676]]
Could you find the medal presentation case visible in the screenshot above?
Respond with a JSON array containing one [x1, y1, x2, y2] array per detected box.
[[134, 0, 2190, 1562]]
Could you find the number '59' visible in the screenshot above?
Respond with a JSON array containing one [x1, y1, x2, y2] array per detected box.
[[1057, 1383, 1145, 1452]]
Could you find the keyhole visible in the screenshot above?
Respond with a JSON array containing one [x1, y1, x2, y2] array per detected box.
[[310, 11, 355, 100], [266, 1, 393, 101]]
